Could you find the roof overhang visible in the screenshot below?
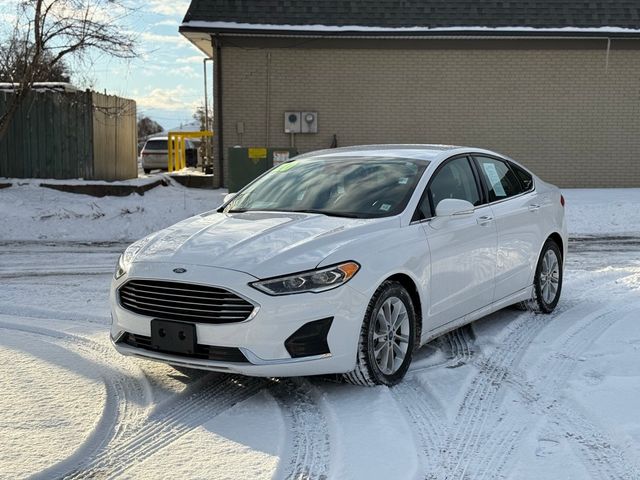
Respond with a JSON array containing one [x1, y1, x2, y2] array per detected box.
[[179, 22, 640, 57]]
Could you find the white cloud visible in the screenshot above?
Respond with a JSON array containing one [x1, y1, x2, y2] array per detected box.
[[139, 31, 187, 45], [173, 65, 199, 79], [135, 85, 200, 111], [176, 55, 205, 64], [148, 0, 190, 17], [154, 19, 178, 27]]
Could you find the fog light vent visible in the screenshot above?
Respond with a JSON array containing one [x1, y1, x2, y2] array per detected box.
[[284, 317, 333, 358]]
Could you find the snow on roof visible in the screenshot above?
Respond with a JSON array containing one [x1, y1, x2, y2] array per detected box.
[[181, 21, 640, 36]]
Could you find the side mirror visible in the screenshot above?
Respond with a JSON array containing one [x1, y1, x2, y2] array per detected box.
[[223, 192, 237, 204], [435, 198, 475, 217]]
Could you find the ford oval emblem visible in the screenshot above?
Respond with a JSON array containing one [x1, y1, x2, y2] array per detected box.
[[173, 268, 187, 274]]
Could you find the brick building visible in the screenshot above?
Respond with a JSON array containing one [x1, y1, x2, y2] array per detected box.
[[180, 1, 640, 188]]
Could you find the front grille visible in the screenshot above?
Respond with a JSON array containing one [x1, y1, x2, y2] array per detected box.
[[120, 333, 249, 363], [118, 279, 255, 324]]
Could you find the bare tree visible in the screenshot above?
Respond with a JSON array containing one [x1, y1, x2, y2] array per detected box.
[[0, 0, 137, 140], [0, 37, 71, 82], [137, 115, 163, 139], [193, 104, 214, 131]]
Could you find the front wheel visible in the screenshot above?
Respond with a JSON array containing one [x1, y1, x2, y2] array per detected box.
[[522, 239, 563, 313], [344, 280, 416, 386]]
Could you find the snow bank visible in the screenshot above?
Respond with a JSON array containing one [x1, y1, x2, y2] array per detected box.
[[563, 188, 640, 237], [0, 179, 638, 243], [0, 178, 227, 243]]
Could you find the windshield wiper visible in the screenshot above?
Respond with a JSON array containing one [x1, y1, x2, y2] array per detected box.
[[226, 208, 251, 213], [288, 209, 362, 218]]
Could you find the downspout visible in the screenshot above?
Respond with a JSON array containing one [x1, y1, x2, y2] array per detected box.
[[213, 34, 225, 187], [605, 37, 611, 73], [203, 58, 211, 131], [203, 57, 212, 172], [266, 52, 271, 147]]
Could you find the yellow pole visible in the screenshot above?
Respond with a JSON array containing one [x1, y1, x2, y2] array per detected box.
[[168, 134, 174, 172]]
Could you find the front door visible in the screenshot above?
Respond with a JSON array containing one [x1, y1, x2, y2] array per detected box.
[[418, 156, 498, 328]]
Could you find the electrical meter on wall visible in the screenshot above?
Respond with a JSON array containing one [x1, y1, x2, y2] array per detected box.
[[301, 112, 318, 133], [284, 111, 318, 133], [284, 112, 301, 133]]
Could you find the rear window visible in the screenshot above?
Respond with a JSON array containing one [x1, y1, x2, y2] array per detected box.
[[144, 139, 168, 151], [474, 156, 523, 202], [511, 163, 534, 191]]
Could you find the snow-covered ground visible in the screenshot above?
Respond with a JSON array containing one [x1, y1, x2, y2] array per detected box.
[[1, 181, 639, 479], [1, 179, 639, 242]]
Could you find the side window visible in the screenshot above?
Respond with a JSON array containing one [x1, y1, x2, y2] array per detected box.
[[420, 157, 480, 218], [510, 162, 534, 192], [475, 156, 523, 202]]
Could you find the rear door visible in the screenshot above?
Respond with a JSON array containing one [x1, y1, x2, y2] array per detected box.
[[473, 155, 544, 302], [418, 156, 498, 328]]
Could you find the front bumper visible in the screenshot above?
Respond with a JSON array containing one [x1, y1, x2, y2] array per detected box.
[[110, 262, 367, 377]]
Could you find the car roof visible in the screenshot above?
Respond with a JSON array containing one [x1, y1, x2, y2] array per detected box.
[[295, 144, 507, 163]]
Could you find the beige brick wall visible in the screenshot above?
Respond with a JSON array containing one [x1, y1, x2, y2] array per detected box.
[[219, 41, 640, 188]]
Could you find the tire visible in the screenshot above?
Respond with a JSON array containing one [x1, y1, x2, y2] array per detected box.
[[143, 168, 151, 174], [343, 280, 417, 386], [519, 239, 563, 313]]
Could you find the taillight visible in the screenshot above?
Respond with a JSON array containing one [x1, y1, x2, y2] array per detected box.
[[560, 194, 565, 207]]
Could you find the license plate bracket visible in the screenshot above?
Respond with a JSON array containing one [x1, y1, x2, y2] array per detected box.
[[150, 319, 197, 355]]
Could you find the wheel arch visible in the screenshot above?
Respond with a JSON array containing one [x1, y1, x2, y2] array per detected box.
[[385, 273, 423, 350], [547, 231, 564, 260]]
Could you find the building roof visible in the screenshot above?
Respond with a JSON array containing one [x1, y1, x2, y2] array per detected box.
[[181, 1, 640, 36]]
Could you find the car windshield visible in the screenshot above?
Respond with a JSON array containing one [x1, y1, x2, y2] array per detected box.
[[144, 139, 168, 151], [224, 155, 429, 218]]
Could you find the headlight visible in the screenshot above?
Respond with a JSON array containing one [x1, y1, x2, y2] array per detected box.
[[250, 262, 360, 295], [114, 254, 127, 279], [114, 236, 153, 280]]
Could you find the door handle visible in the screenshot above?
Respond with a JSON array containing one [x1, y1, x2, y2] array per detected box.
[[528, 204, 541, 212], [477, 215, 493, 225]]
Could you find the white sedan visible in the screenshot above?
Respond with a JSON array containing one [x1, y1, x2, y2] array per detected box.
[[110, 145, 566, 386]]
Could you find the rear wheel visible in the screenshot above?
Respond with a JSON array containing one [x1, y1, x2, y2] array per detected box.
[[520, 239, 563, 313], [143, 168, 151, 174], [344, 281, 416, 386]]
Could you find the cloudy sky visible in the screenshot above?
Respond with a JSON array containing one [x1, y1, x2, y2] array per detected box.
[[94, 0, 207, 130], [1, 0, 208, 131]]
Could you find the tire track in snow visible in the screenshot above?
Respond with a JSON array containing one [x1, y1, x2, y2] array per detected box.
[[522, 301, 640, 479], [271, 379, 331, 480], [458, 300, 640, 480], [448, 262, 640, 479], [0, 315, 332, 480], [0, 269, 112, 278], [434, 300, 584, 480], [444, 325, 475, 369], [393, 325, 475, 472], [392, 379, 447, 475], [0, 318, 151, 480], [441, 312, 543, 480], [64, 374, 270, 479]]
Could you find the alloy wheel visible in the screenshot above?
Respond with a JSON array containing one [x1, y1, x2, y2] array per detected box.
[[372, 297, 410, 375], [540, 249, 560, 304]]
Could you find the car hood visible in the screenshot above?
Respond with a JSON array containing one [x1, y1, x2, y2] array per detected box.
[[132, 211, 397, 278]]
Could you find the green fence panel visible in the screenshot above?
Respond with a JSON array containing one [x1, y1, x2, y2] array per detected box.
[[0, 90, 135, 180]]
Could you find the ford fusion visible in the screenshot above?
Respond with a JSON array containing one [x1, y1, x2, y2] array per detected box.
[[110, 145, 566, 386]]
